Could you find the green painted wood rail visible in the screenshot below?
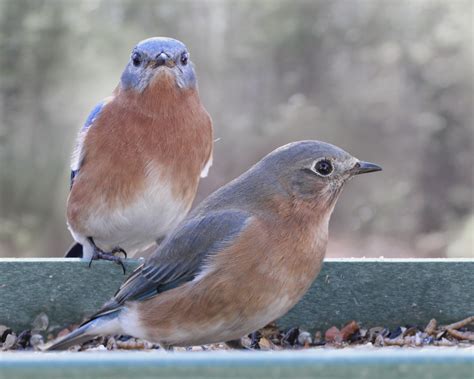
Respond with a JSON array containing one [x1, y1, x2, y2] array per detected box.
[[0, 258, 472, 333], [1, 349, 474, 379]]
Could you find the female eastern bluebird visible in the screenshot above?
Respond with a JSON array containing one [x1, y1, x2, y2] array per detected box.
[[65, 37, 213, 265], [47, 140, 381, 350]]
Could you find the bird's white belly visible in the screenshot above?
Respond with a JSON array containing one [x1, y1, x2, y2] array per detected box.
[[73, 168, 190, 255]]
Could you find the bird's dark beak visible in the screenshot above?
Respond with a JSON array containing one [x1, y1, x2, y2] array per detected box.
[[152, 52, 176, 68], [353, 161, 382, 175]]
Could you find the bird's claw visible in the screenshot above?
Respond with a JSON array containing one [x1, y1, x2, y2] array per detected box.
[[111, 247, 127, 260], [88, 246, 128, 274]]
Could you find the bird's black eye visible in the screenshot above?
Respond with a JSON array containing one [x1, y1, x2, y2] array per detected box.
[[180, 52, 188, 66], [131, 52, 142, 67], [314, 159, 333, 176]]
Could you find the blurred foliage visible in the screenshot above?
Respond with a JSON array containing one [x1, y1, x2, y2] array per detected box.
[[0, 0, 472, 257]]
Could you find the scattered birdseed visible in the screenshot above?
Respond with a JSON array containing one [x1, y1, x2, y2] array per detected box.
[[30, 334, 45, 349], [297, 331, 312, 347], [16, 330, 31, 349], [424, 319, 437, 335], [1, 315, 473, 351], [324, 326, 343, 344], [31, 312, 49, 332], [2, 333, 17, 350]]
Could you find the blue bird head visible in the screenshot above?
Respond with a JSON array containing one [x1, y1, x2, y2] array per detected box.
[[120, 37, 197, 92]]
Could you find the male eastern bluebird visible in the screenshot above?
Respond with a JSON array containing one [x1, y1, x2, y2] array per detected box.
[[47, 140, 381, 350], [65, 37, 213, 264]]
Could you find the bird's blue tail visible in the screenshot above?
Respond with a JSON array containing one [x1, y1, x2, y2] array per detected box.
[[44, 310, 121, 351]]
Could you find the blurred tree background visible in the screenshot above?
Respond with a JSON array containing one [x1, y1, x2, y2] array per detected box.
[[0, 0, 472, 258]]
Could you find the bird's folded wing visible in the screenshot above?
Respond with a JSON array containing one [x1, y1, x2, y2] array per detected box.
[[70, 99, 108, 188], [92, 210, 252, 318]]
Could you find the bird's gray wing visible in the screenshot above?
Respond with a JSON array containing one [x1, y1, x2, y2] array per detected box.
[[93, 210, 251, 317]]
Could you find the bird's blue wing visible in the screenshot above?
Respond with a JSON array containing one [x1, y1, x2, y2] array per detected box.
[[70, 100, 107, 188], [93, 210, 252, 316]]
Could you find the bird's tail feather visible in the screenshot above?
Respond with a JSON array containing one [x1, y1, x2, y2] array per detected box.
[[44, 310, 121, 351], [64, 242, 83, 258]]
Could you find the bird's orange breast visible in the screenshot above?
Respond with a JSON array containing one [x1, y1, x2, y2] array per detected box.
[[67, 75, 213, 234]]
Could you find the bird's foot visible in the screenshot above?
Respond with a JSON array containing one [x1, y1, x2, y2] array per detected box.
[[87, 238, 127, 274], [89, 248, 127, 274]]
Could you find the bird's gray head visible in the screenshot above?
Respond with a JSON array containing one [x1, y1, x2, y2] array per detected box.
[[259, 140, 382, 205], [120, 37, 196, 92]]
